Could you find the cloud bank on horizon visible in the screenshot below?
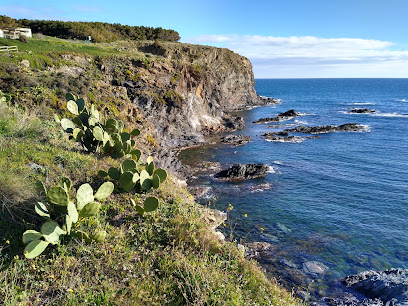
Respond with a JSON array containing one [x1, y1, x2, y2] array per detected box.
[[186, 35, 408, 78]]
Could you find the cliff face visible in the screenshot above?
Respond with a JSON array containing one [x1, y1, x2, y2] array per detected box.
[[98, 41, 274, 148]]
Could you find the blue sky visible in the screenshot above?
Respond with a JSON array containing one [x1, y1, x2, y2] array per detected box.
[[1, 0, 408, 78]]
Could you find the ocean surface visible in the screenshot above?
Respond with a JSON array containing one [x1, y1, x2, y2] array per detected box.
[[178, 78, 408, 301]]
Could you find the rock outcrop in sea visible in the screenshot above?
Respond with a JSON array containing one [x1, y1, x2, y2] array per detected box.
[[286, 123, 366, 134], [214, 164, 269, 181], [342, 269, 408, 305], [220, 134, 251, 147], [253, 109, 300, 124], [349, 108, 376, 114]]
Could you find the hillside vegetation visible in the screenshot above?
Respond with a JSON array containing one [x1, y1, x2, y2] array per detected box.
[[0, 34, 302, 305]]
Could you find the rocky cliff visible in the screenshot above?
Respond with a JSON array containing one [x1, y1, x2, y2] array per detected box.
[[97, 41, 276, 148]]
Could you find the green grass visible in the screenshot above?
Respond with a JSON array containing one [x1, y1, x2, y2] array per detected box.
[[0, 36, 120, 56], [0, 101, 302, 305], [0, 36, 138, 71]]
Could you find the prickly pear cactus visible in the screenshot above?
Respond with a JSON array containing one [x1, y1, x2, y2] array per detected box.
[[22, 178, 114, 259], [57, 93, 142, 158]]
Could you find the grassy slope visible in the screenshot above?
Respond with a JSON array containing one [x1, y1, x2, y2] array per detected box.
[[0, 37, 302, 305]]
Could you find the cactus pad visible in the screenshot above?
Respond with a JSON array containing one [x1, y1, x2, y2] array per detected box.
[[92, 231, 107, 243], [67, 201, 78, 223], [120, 171, 136, 192], [24, 240, 50, 259], [41, 221, 65, 245], [122, 159, 136, 172], [35, 202, 50, 218], [22, 230, 42, 244], [67, 100, 79, 115], [61, 118, 75, 131], [154, 168, 168, 182], [92, 126, 104, 141], [108, 167, 121, 180], [47, 187, 69, 206], [152, 174, 160, 189], [79, 202, 101, 218], [94, 182, 114, 200], [144, 197, 159, 212], [130, 128, 140, 136], [76, 183, 94, 210]]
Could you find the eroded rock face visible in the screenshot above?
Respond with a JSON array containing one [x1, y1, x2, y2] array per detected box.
[[107, 43, 279, 149], [342, 269, 408, 305], [214, 164, 269, 181]]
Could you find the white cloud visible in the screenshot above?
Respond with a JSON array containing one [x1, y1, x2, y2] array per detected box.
[[184, 35, 408, 78]]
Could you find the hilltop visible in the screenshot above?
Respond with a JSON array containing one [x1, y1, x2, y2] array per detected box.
[[0, 15, 180, 42]]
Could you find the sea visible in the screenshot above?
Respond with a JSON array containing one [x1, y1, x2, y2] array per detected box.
[[178, 78, 408, 302]]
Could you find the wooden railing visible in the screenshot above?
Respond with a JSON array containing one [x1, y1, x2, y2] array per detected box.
[[0, 46, 18, 52]]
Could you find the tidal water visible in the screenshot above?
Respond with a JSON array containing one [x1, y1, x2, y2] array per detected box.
[[178, 78, 408, 300]]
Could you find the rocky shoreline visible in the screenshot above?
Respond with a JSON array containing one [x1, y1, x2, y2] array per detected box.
[[175, 102, 395, 305]]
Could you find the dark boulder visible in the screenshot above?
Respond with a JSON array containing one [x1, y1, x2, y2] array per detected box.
[[278, 109, 298, 117], [220, 134, 251, 147], [214, 163, 269, 180], [349, 108, 376, 114], [261, 132, 320, 143], [342, 268, 408, 305], [253, 109, 300, 124], [286, 123, 365, 134]]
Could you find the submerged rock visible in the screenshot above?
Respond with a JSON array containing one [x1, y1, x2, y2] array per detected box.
[[189, 186, 215, 201], [342, 268, 408, 305], [244, 242, 276, 259], [303, 261, 329, 275], [253, 109, 300, 124], [220, 134, 251, 147], [261, 132, 320, 143], [214, 163, 269, 180], [259, 96, 281, 105]]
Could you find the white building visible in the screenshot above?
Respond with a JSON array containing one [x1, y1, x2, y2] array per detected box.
[[0, 27, 32, 39], [16, 28, 32, 38]]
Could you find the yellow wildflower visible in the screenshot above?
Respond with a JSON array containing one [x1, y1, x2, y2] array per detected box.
[[6, 240, 10, 244], [243, 214, 248, 218]]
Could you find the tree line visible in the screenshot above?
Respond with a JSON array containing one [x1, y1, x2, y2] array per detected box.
[[0, 15, 180, 43]]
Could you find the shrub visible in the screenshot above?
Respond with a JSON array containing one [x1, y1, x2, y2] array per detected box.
[[18, 35, 28, 43]]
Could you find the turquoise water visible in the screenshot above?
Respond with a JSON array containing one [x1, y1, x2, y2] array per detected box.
[[179, 79, 408, 299]]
